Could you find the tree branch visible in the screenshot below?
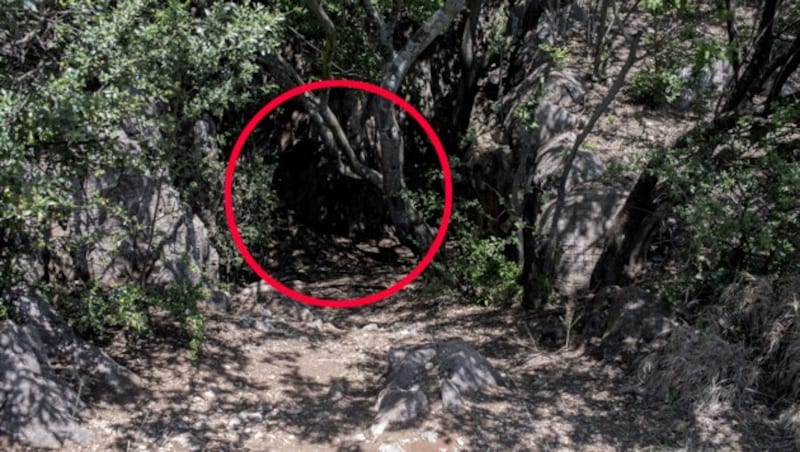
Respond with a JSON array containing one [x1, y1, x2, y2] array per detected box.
[[361, 0, 394, 56], [260, 53, 382, 185], [304, 0, 337, 81], [382, 0, 467, 91], [545, 32, 641, 274]]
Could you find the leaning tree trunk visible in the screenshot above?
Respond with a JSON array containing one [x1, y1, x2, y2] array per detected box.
[[372, 0, 467, 252], [267, 0, 467, 254], [519, 33, 640, 308]]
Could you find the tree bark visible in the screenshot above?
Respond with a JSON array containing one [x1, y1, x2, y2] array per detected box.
[[542, 33, 640, 279], [765, 33, 800, 111], [375, 0, 467, 251], [592, 0, 613, 77], [452, 0, 484, 133], [721, 0, 778, 113]]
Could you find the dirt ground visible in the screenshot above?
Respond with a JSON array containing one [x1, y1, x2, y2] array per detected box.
[[36, 246, 783, 452]]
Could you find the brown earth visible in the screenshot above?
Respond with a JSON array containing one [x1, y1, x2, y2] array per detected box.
[[33, 248, 788, 452]]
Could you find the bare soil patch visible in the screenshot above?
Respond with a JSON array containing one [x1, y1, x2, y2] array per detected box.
[[23, 249, 787, 451]]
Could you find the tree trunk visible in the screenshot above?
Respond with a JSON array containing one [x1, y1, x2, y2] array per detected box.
[[519, 185, 548, 310], [374, 0, 467, 252], [522, 34, 641, 308], [721, 0, 778, 113], [592, 0, 613, 77], [452, 0, 484, 133]]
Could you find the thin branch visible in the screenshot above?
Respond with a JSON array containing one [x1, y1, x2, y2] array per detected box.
[[304, 0, 337, 110], [318, 101, 384, 186], [389, 0, 403, 35], [260, 53, 381, 185], [283, 24, 353, 75], [382, 0, 467, 91], [545, 32, 642, 272], [361, 0, 394, 56]]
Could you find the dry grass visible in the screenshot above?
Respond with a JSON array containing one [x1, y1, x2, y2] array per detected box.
[[634, 324, 759, 415], [716, 273, 800, 398], [778, 404, 800, 449]]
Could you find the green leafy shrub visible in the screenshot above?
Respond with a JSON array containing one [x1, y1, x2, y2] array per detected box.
[[652, 104, 800, 304], [452, 232, 521, 306], [407, 155, 521, 306], [220, 145, 280, 283], [539, 44, 570, 71], [0, 0, 284, 282], [159, 283, 208, 358], [631, 68, 683, 106], [1, 1, 284, 351], [428, 196, 521, 306], [74, 284, 150, 341], [72, 281, 208, 357], [0, 299, 9, 321]]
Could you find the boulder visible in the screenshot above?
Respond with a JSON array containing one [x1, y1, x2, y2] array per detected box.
[[535, 133, 607, 193], [592, 286, 675, 362], [50, 169, 218, 288], [539, 185, 627, 296], [673, 60, 734, 111], [372, 340, 502, 436], [7, 291, 140, 396], [200, 289, 230, 313], [0, 321, 93, 449]]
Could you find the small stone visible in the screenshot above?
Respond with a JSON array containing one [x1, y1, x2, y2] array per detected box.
[[306, 318, 323, 330], [350, 432, 367, 442], [167, 432, 204, 450], [203, 289, 229, 312], [328, 381, 345, 401], [362, 323, 380, 331], [254, 318, 274, 332], [239, 316, 255, 329], [370, 420, 389, 437], [378, 443, 404, 452], [282, 404, 302, 415], [227, 417, 242, 429], [420, 430, 439, 442], [240, 411, 263, 422], [299, 308, 315, 322]]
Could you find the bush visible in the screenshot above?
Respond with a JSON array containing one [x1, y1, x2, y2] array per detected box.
[[407, 155, 521, 306], [219, 145, 280, 283], [423, 195, 521, 306], [71, 281, 208, 357], [652, 103, 800, 304], [631, 68, 683, 106], [0, 0, 284, 285], [74, 284, 150, 341], [453, 233, 521, 306]]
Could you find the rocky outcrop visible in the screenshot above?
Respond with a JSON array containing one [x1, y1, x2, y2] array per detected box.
[[371, 340, 503, 436], [673, 60, 734, 111], [49, 168, 218, 289], [1, 291, 139, 448], [586, 285, 676, 362], [7, 292, 140, 396], [539, 185, 626, 296], [0, 321, 93, 449]]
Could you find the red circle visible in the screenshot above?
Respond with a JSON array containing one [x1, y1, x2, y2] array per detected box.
[[225, 79, 452, 308]]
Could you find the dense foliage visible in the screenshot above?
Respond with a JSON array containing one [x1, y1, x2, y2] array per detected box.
[[654, 103, 800, 304], [1, 0, 282, 350], [1, 0, 798, 355]]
